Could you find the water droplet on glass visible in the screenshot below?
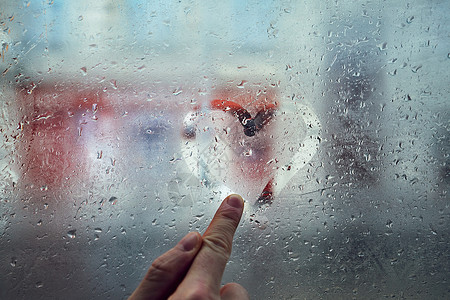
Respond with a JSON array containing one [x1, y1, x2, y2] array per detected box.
[[10, 257, 17, 267], [94, 227, 102, 233], [172, 88, 182, 96], [411, 65, 422, 73], [67, 229, 77, 239], [237, 80, 247, 88], [406, 16, 414, 24], [109, 197, 118, 205], [80, 67, 87, 75], [243, 149, 253, 157], [429, 224, 437, 235], [110, 79, 118, 89], [377, 42, 387, 51], [37, 219, 42, 226], [78, 15, 83, 21], [194, 213, 204, 220], [388, 69, 397, 76], [386, 219, 393, 228], [288, 250, 300, 261]]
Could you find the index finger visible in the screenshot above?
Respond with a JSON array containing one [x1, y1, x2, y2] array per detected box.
[[172, 194, 244, 296]]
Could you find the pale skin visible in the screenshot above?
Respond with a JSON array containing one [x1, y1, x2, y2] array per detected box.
[[128, 194, 250, 300]]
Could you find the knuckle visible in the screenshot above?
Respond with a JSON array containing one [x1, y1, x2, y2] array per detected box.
[[218, 206, 242, 224], [145, 254, 173, 282], [203, 235, 232, 259], [150, 255, 169, 273], [184, 285, 216, 300]]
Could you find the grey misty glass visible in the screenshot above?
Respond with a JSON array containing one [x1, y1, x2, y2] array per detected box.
[[0, 0, 449, 299]]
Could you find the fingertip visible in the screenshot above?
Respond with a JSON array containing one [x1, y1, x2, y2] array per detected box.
[[177, 232, 202, 252], [226, 194, 244, 209]]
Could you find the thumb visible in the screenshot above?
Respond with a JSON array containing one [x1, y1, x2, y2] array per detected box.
[[220, 283, 250, 300]]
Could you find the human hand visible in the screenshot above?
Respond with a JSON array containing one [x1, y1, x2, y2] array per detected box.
[[128, 194, 249, 300]]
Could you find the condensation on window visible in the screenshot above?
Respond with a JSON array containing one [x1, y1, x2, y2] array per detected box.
[[0, 1, 449, 299]]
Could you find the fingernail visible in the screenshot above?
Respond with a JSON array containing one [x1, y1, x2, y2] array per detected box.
[[227, 194, 244, 209], [178, 232, 199, 251]]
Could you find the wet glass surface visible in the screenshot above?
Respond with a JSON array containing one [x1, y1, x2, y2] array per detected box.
[[0, 1, 449, 299]]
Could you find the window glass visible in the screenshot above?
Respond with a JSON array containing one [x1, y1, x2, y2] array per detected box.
[[1, 1, 448, 299]]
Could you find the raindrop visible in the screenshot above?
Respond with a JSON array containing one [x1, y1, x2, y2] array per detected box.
[[78, 15, 83, 21], [267, 23, 278, 38], [37, 220, 42, 226], [109, 79, 118, 89], [377, 42, 387, 51], [249, 214, 269, 230], [35, 282, 43, 288], [386, 219, 393, 228], [10, 257, 17, 267], [172, 88, 182, 96], [80, 67, 87, 75], [288, 250, 301, 261], [67, 229, 77, 239], [94, 227, 102, 233], [109, 197, 118, 205], [388, 69, 397, 76], [411, 65, 422, 73], [429, 224, 437, 235], [406, 16, 414, 24], [194, 213, 204, 220], [237, 80, 247, 88]]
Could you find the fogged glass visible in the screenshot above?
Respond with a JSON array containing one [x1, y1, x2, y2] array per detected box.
[[1, 1, 448, 299]]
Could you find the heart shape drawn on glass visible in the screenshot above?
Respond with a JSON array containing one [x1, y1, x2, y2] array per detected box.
[[181, 100, 321, 205]]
